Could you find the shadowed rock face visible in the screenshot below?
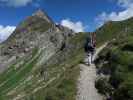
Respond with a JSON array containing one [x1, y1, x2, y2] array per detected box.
[[0, 9, 73, 73]]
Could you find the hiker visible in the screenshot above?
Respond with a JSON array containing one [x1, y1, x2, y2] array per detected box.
[[84, 33, 96, 65]]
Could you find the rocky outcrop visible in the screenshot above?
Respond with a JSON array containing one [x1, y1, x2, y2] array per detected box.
[[0, 9, 73, 73]]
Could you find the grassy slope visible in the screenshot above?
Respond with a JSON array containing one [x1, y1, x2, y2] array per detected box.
[[28, 33, 86, 100], [95, 18, 133, 100], [96, 18, 133, 46], [0, 33, 86, 100]]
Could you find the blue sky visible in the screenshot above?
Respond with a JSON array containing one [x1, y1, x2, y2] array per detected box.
[[0, 0, 133, 42], [0, 0, 120, 31]]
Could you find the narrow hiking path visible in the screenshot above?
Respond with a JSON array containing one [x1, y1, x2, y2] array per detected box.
[[76, 44, 107, 100]]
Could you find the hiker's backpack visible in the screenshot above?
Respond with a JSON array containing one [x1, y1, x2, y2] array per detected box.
[[87, 42, 94, 52], [84, 41, 93, 52]]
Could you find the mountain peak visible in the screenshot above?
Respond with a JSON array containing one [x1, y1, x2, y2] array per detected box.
[[33, 9, 45, 17], [32, 9, 54, 23]]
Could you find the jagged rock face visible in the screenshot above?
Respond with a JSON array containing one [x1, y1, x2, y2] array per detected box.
[[0, 10, 73, 73]]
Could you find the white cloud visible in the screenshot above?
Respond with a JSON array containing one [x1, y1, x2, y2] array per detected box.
[[0, 0, 33, 7], [0, 25, 16, 43], [118, 0, 133, 8], [96, 0, 133, 27], [60, 19, 85, 32]]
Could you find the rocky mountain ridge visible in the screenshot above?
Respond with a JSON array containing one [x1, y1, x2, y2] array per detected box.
[[0, 9, 74, 73], [0, 9, 85, 100]]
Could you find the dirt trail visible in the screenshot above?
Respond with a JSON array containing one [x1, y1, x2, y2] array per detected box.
[[76, 44, 107, 100]]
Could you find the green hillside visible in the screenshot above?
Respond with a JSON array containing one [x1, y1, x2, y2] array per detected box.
[[96, 17, 133, 46], [0, 32, 86, 100], [95, 18, 133, 100]]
